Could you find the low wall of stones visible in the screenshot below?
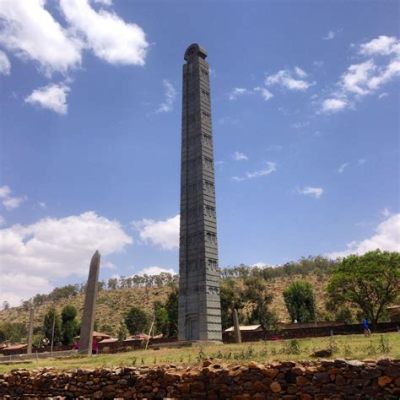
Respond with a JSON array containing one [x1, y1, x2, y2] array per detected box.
[[0, 359, 399, 399], [223, 322, 400, 343]]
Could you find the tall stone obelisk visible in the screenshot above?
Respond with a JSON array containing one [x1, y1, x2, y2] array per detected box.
[[79, 250, 100, 355], [178, 43, 222, 341]]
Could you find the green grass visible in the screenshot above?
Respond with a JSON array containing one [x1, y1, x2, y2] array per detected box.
[[1, 333, 399, 373]]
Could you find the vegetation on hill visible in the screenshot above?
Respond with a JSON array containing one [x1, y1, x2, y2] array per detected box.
[[1, 251, 398, 344]]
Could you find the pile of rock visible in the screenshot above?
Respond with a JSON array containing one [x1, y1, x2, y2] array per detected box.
[[0, 359, 399, 399]]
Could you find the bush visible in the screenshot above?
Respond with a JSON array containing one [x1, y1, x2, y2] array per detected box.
[[283, 281, 316, 323], [124, 307, 149, 335]]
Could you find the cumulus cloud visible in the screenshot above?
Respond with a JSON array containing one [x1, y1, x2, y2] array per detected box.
[[228, 87, 250, 101], [320, 35, 400, 113], [0, 50, 11, 75], [25, 83, 70, 114], [297, 186, 324, 199], [232, 151, 248, 161], [265, 67, 312, 91], [156, 79, 176, 113], [0, 0, 148, 81], [0, 215, 5, 226], [60, 0, 148, 66], [327, 213, 400, 259], [0, 211, 133, 306], [137, 266, 176, 276], [0, 186, 11, 198], [0, 0, 82, 75], [359, 35, 400, 56], [321, 98, 349, 113], [253, 86, 274, 101], [133, 214, 179, 250], [232, 161, 277, 182], [0, 185, 26, 210]]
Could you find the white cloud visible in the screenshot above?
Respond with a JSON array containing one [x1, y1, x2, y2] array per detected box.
[[0, 215, 5, 226], [327, 213, 400, 259], [298, 186, 324, 199], [133, 214, 179, 250], [321, 98, 348, 113], [233, 161, 277, 181], [137, 266, 176, 276], [93, 0, 113, 5], [323, 30, 336, 40], [25, 83, 70, 114], [341, 60, 375, 95], [156, 79, 176, 113], [228, 87, 250, 101], [232, 151, 248, 161], [265, 67, 312, 91], [359, 35, 400, 57], [251, 262, 269, 268], [358, 158, 366, 165], [0, 185, 26, 210], [0, 273, 52, 308], [0, 211, 133, 306], [253, 86, 274, 101], [60, 0, 148, 66], [378, 92, 388, 99], [291, 121, 309, 129], [338, 162, 349, 173], [2, 196, 25, 210], [320, 36, 400, 113], [0, 0, 82, 75], [0, 186, 11, 198], [294, 66, 307, 78], [381, 208, 391, 218], [229, 87, 274, 101], [0, 50, 11, 75]]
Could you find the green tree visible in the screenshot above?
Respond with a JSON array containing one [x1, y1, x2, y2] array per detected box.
[[243, 276, 276, 330], [0, 322, 27, 342], [327, 250, 400, 327], [153, 301, 169, 336], [61, 305, 78, 345], [124, 307, 149, 335], [43, 307, 62, 344], [165, 288, 178, 338], [220, 278, 244, 330], [283, 281, 316, 323]]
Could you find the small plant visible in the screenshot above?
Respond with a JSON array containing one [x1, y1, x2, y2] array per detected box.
[[378, 335, 391, 353], [196, 347, 206, 362], [131, 357, 137, 366], [364, 341, 377, 356], [343, 344, 352, 358], [283, 339, 301, 355]]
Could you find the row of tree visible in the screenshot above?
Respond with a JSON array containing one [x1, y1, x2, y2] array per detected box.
[[1, 250, 398, 343]]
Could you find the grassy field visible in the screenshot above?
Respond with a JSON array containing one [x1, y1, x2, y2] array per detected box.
[[1, 333, 399, 373]]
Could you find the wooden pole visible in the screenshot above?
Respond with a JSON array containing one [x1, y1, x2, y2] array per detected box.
[[233, 308, 242, 344]]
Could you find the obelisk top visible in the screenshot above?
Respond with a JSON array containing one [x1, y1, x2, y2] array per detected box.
[[184, 43, 207, 62]]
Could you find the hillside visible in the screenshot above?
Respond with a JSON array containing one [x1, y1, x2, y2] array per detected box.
[[0, 272, 330, 336]]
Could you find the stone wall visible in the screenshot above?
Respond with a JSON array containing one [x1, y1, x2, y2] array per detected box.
[[223, 322, 400, 343], [0, 359, 399, 399]]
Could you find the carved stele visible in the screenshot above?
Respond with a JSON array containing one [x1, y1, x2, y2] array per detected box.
[[178, 44, 222, 341], [79, 250, 100, 355]]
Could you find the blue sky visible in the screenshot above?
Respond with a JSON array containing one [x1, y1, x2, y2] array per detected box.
[[0, 0, 399, 305]]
